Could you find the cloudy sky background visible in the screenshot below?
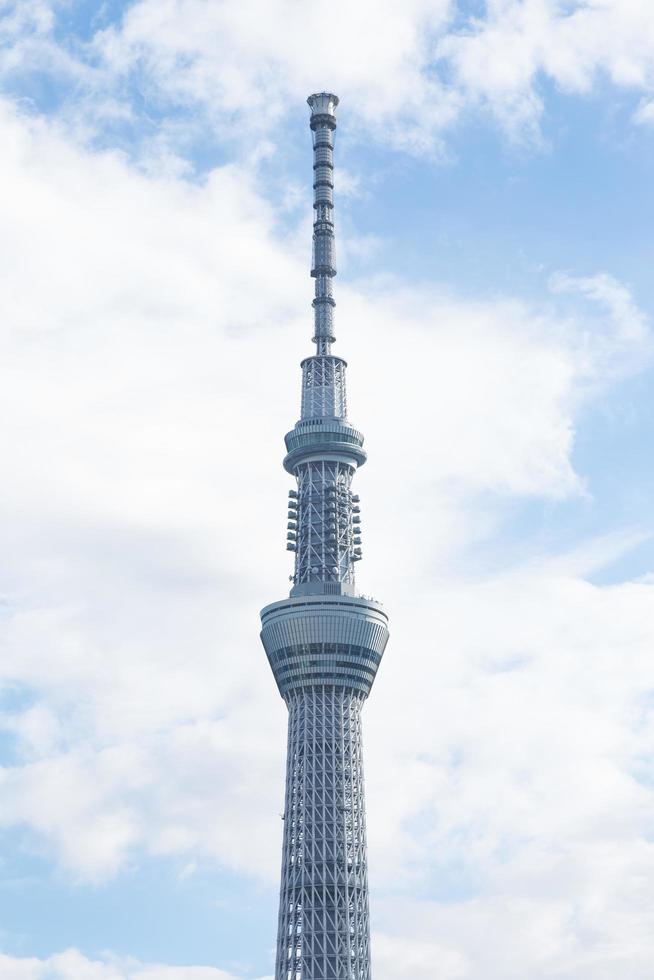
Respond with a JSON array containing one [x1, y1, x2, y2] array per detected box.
[[1, 1, 654, 977]]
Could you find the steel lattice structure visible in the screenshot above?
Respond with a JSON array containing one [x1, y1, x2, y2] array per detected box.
[[261, 93, 389, 980]]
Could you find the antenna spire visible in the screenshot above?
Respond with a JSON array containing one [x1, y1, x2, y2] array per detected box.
[[307, 92, 339, 356]]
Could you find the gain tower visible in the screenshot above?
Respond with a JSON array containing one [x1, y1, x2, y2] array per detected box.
[[260, 94, 389, 979]]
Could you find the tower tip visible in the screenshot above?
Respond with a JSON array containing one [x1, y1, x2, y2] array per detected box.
[[307, 92, 339, 125]]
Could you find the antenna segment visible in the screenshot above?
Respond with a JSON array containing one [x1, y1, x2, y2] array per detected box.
[[309, 91, 338, 357]]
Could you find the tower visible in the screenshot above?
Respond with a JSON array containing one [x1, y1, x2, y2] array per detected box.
[[260, 93, 389, 980]]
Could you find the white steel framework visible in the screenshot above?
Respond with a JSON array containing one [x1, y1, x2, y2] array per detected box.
[[276, 689, 370, 980], [260, 93, 389, 980]]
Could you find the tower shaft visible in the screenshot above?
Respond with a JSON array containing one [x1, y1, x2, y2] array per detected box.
[[277, 689, 370, 979], [261, 93, 389, 980]]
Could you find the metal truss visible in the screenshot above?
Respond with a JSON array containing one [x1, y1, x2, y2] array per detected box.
[[276, 687, 370, 980], [294, 461, 356, 586], [301, 356, 348, 420]]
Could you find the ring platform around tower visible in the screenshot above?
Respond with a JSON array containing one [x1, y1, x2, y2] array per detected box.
[[283, 418, 367, 472], [260, 594, 389, 698]]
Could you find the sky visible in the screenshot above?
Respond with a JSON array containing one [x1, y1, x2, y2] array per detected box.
[[0, 0, 654, 977]]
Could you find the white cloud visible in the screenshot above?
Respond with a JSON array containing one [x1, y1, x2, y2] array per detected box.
[[0, 84, 652, 976], [0, 949, 269, 980], [363, 531, 654, 978], [549, 270, 651, 382], [440, 0, 654, 139], [0, 0, 53, 39], [2, 1, 654, 153], [373, 932, 469, 980], [92, 0, 457, 152], [633, 98, 654, 125], [89, 0, 654, 149], [0, 0, 95, 110]]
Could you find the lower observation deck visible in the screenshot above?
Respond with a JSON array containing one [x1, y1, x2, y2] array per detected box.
[[260, 593, 389, 698]]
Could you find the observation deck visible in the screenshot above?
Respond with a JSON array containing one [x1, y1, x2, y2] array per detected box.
[[283, 417, 367, 472], [261, 593, 389, 698]]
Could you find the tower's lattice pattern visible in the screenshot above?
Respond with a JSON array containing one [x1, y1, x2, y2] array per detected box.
[[301, 356, 347, 419], [276, 689, 370, 980], [261, 93, 389, 980], [294, 462, 356, 587]]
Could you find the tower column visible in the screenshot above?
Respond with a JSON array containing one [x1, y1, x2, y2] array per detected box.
[[276, 689, 370, 980], [260, 93, 389, 980]]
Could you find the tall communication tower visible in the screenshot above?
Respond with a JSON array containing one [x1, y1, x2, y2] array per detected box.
[[260, 93, 390, 979]]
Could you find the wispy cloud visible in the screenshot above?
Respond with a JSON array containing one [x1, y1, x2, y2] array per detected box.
[[0, 95, 651, 980], [0, 4, 652, 977], [0, 948, 271, 980], [1, 2, 654, 157]]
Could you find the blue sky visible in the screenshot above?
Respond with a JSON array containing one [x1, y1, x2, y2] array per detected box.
[[1, 2, 654, 978]]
